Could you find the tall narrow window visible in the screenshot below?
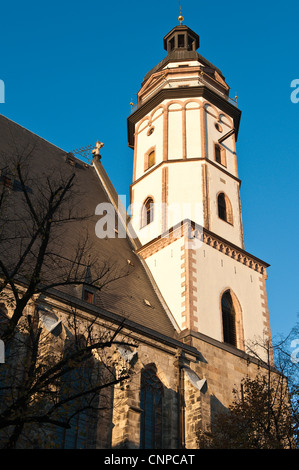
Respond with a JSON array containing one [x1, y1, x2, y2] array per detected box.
[[140, 366, 163, 449], [215, 144, 221, 164], [141, 197, 154, 228], [178, 34, 185, 48], [214, 143, 226, 166], [217, 193, 233, 224], [218, 193, 227, 221], [148, 150, 155, 169], [56, 339, 98, 449], [187, 35, 194, 51], [169, 37, 175, 51], [144, 148, 156, 172], [221, 290, 237, 347]]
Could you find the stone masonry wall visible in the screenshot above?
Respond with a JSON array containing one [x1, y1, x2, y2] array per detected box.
[[183, 332, 275, 448], [111, 341, 179, 449]]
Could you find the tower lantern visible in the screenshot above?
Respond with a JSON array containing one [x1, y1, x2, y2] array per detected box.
[[164, 24, 200, 54]]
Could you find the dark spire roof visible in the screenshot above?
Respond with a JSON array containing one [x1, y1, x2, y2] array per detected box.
[[142, 24, 225, 86]]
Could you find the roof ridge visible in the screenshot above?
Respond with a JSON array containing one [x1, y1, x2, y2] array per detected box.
[[0, 113, 69, 155]]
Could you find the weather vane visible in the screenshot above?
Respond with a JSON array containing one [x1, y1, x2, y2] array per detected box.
[[178, 2, 184, 25]]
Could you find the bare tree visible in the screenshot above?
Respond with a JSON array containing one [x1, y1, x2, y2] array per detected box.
[[272, 322, 299, 447], [0, 147, 136, 448], [0, 303, 137, 448], [197, 337, 296, 449], [0, 147, 129, 341]]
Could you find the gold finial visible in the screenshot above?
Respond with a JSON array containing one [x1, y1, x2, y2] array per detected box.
[[178, 3, 184, 24]]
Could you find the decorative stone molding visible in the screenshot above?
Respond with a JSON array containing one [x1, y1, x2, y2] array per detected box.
[[258, 275, 274, 365], [180, 243, 198, 331], [137, 220, 269, 276], [202, 229, 269, 275]]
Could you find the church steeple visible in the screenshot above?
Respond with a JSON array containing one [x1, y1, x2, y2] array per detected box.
[[128, 21, 242, 246], [127, 21, 271, 360]]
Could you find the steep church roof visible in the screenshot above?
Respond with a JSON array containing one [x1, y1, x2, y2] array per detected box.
[[0, 113, 178, 338]]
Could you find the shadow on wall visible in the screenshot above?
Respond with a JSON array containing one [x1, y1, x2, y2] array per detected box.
[[210, 394, 228, 422]]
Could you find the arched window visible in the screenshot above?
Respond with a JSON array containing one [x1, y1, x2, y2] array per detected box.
[[215, 144, 221, 164], [221, 290, 237, 347], [141, 197, 154, 228], [221, 289, 245, 351], [148, 150, 155, 169], [218, 193, 227, 221], [140, 365, 163, 449], [144, 148, 156, 171], [214, 143, 226, 166], [217, 193, 233, 225], [56, 338, 98, 449]]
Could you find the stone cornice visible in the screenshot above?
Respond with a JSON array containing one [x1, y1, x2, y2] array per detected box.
[[131, 157, 241, 188], [179, 329, 280, 373], [136, 220, 269, 275], [127, 86, 242, 148], [202, 227, 270, 274]]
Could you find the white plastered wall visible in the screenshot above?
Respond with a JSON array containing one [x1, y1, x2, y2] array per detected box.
[[194, 243, 267, 358], [134, 107, 164, 181], [166, 161, 204, 228], [204, 101, 237, 177], [131, 64, 270, 361], [145, 237, 185, 329], [207, 164, 243, 247], [162, 60, 200, 69], [131, 167, 163, 246], [131, 160, 204, 246], [186, 102, 201, 159], [168, 103, 183, 160]]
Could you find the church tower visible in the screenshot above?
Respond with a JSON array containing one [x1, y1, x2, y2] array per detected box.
[[127, 18, 272, 361]]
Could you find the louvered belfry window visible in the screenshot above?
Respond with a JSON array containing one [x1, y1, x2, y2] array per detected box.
[[221, 290, 237, 347], [140, 366, 163, 449]]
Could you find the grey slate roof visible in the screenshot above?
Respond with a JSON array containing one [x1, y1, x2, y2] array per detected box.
[[0, 113, 178, 338]]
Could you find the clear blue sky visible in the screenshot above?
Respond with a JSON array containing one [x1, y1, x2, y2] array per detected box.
[[0, 0, 298, 341]]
